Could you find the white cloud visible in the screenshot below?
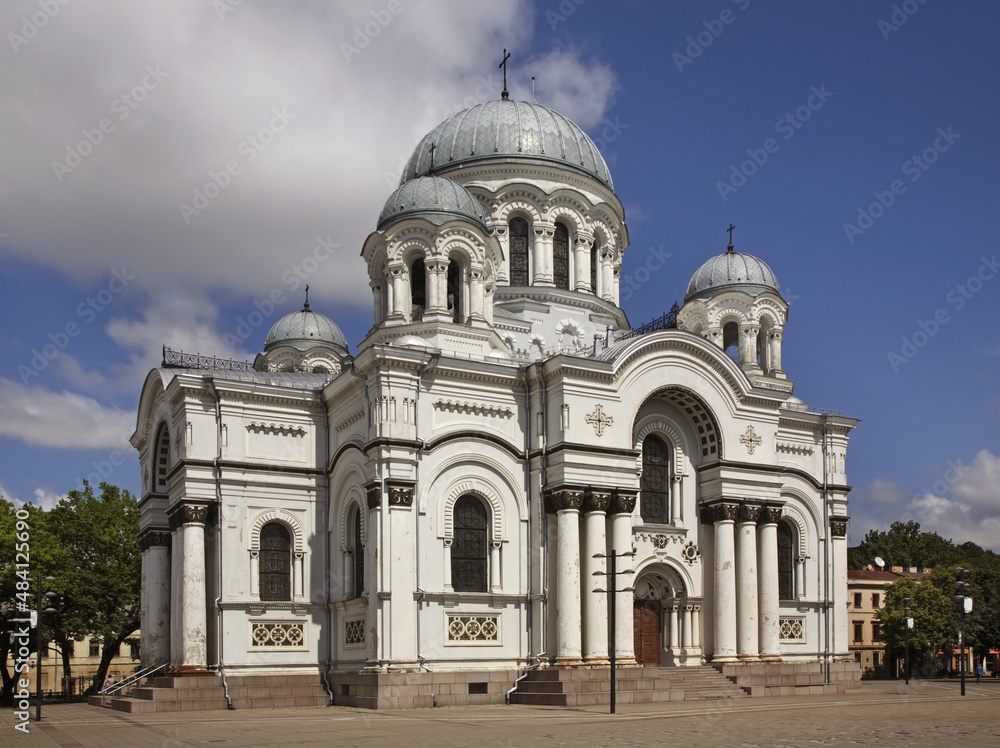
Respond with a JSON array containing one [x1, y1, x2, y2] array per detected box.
[[852, 450, 1000, 551], [0, 1, 616, 316], [0, 480, 64, 511], [0, 379, 134, 449]]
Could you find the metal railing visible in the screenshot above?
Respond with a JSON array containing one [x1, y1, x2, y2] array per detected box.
[[163, 346, 255, 372], [99, 662, 167, 697], [617, 302, 680, 341]]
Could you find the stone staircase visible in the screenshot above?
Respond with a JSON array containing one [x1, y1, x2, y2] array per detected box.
[[90, 674, 330, 713], [508, 665, 748, 707]]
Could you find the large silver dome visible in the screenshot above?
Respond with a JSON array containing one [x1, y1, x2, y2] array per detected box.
[[685, 248, 781, 301], [378, 176, 486, 231], [400, 99, 613, 188], [264, 306, 349, 357]]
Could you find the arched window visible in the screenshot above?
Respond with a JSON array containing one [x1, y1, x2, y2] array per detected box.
[[154, 424, 170, 492], [410, 257, 426, 319], [640, 434, 670, 524], [590, 238, 600, 295], [452, 495, 487, 592], [447, 260, 462, 322], [509, 217, 529, 286], [259, 522, 291, 601], [777, 521, 794, 600], [723, 321, 740, 362], [553, 223, 570, 289], [350, 505, 364, 598]]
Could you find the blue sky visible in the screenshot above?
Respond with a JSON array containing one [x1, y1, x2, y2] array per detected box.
[[1, 0, 998, 549]]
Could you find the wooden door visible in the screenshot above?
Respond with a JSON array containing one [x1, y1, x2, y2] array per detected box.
[[633, 602, 661, 666]]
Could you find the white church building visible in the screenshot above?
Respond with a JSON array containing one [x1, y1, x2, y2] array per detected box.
[[131, 86, 860, 710]]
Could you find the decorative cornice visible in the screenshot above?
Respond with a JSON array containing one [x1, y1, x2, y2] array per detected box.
[[334, 408, 366, 433], [695, 458, 853, 494], [433, 399, 514, 419], [776, 440, 815, 456], [246, 421, 307, 437]]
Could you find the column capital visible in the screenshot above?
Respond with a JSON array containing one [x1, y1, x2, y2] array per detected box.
[[737, 503, 762, 524], [829, 516, 849, 537], [758, 504, 784, 525], [701, 500, 739, 524], [545, 487, 584, 513], [365, 480, 382, 510], [385, 479, 416, 508], [582, 487, 611, 514], [168, 502, 208, 530], [608, 488, 637, 515], [139, 529, 172, 551]]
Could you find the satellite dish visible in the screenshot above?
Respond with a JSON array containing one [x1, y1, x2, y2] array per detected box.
[[875, 557, 885, 568]]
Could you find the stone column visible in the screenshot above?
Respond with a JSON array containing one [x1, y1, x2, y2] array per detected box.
[[768, 329, 784, 375], [169, 526, 183, 669], [691, 604, 702, 649], [386, 481, 417, 666], [490, 541, 501, 592], [176, 503, 208, 672], [493, 226, 509, 283], [140, 530, 171, 668], [682, 604, 693, 648], [581, 489, 610, 663], [608, 489, 637, 663], [708, 501, 739, 663], [670, 476, 683, 525], [736, 503, 761, 661], [534, 226, 554, 286], [549, 489, 584, 665], [574, 237, 593, 292], [830, 517, 850, 657], [364, 481, 382, 666], [795, 557, 806, 599], [757, 505, 783, 661], [600, 251, 614, 302], [668, 603, 680, 649], [739, 324, 761, 371], [469, 268, 485, 321]]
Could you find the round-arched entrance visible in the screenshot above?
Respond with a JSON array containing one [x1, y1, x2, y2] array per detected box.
[[632, 565, 703, 666]]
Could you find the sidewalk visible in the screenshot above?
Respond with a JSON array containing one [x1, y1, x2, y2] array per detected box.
[[2, 680, 998, 747]]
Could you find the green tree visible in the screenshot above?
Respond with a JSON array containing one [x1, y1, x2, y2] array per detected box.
[[877, 576, 956, 667], [965, 568, 1000, 664], [47, 482, 140, 695]]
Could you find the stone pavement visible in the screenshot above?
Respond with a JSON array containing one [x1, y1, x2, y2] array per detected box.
[[2, 679, 998, 747]]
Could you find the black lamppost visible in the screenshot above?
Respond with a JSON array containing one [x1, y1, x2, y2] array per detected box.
[[954, 567, 970, 697], [33, 575, 57, 721], [902, 596, 911, 685], [594, 549, 635, 715]]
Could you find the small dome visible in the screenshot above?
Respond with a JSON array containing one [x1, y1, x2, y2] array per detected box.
[[400, 99, 613, 188], [378, 176, 486, 231], [685, 248, 780, 301], [264, 306, 349, 358]]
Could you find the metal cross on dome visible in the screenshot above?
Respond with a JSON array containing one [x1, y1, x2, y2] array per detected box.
[[739, 425, 762, 455], [499, 48, 511, 100], [586, 404, 614, 437]]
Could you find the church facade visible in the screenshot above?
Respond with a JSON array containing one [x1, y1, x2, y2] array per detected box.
[[133, 90, 859, 707]]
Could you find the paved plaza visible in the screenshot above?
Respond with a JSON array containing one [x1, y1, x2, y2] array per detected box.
[[2, 680, 999, 747]]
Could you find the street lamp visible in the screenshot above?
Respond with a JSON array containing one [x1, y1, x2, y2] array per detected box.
[[902, 596, 911, 685], [954, 567, 970, 697], [34, 575, 57, 721], [593, 549, 635, 715]]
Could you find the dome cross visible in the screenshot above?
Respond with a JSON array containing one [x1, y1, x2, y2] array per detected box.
[[499, 48, 511, 101], [727, 223, 736, 252]]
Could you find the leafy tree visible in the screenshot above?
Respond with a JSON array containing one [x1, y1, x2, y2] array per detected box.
[[877, 576, 956, 665], [965, 568, 1000, 664], [47, 482, 140, 695]]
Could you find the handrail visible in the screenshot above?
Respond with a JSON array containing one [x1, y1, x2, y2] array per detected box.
[[99, 662, 167, 696], [505, 652, 544, 704]]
